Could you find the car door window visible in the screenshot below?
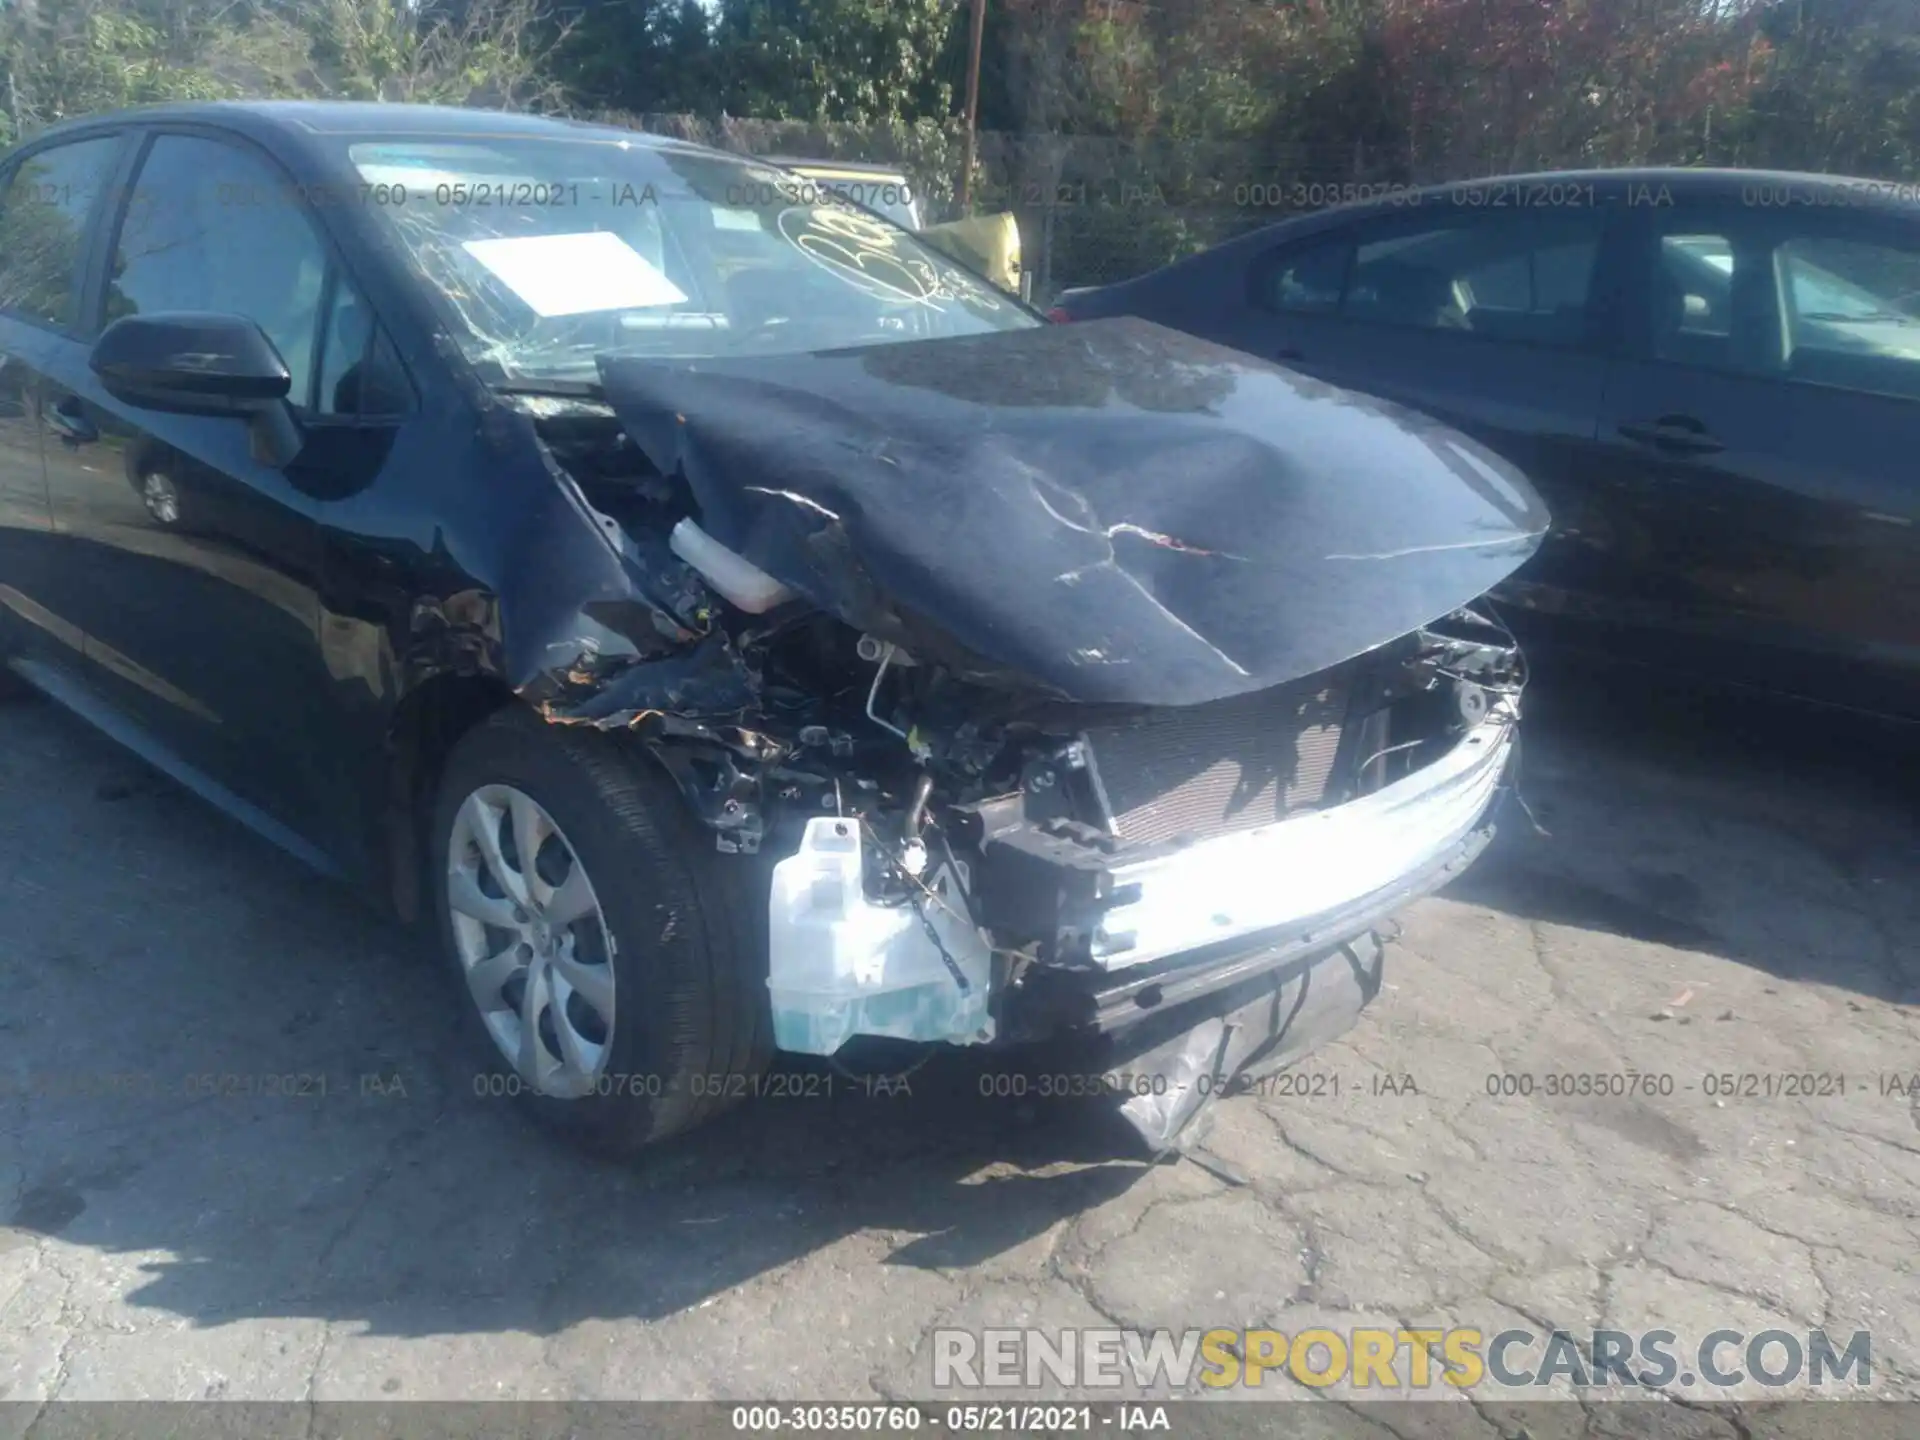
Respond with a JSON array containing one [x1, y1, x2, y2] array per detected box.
[[1258, 211, 1603, 347], [1644, 216, 1920, 400], [1346, 228, 1470, 329], [313, 275, 410, 417], [1259, 235, 1348, 314], [1348, 213, 1602, 344], [1777, 236, 1920, 402], [1652, 233, 1744, 368], [0, 136, 121, 330], [106, 134, 329, 409]]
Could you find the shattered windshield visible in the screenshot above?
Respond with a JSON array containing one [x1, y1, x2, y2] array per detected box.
[[344, 135, 1032, 384]]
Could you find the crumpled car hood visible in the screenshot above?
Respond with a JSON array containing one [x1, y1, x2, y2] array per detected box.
[[598, 317, 1548, 707]]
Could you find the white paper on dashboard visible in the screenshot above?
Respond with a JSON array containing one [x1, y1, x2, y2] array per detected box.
[[460, 231, 689, 316]]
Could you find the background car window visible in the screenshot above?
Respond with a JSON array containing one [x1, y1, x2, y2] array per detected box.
[[1464, 239, 1596, 312], [1654, 235, 1736, 365], [1777, 236, 1920, 401], [1260, 236, 1348, 313], [1346, 227, 1467, 329], [1342, 213, 1601, 344], [0, 136, 120, 329], [107, 135, 329, 409]]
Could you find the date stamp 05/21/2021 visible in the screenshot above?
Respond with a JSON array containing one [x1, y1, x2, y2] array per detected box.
[[2, 1066, 1915, 1108]]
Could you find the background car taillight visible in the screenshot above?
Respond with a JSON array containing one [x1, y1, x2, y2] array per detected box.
[[1045, 307, 1074, 323]]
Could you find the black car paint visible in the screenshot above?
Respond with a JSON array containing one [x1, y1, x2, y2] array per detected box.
[[593, 319, 1546, 710], [1056, 170, 1920, 720], [0, 105, 671, 906], [0, 100, 1537, 1103]]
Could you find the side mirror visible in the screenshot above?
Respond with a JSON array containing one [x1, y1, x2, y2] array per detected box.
[[89, 312, 303, 467]]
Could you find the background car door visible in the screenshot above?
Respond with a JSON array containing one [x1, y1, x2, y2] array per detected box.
[[0, 133, 127, 681], [1592, 201, 1920, 713], [1215, 201, 1627, 627], [36, 127, 382, 855]]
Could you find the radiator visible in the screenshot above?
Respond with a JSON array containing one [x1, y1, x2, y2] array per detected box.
[[1083, 671, 1353, 845]]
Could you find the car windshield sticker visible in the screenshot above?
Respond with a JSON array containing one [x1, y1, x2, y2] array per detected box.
[[775, 206, 1000, 312], [460, 232, 689, 317]]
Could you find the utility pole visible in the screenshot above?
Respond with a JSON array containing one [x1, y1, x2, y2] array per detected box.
[[960, 0, 986, 211]]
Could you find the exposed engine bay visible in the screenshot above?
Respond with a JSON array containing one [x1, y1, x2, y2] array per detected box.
[[499, 318, 1544, 1148]]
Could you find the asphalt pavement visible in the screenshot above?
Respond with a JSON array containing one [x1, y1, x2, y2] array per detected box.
[[1, 669, 1917, 1434]]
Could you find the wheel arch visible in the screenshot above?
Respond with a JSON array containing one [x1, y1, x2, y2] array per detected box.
[[383, 671, 522, 923]]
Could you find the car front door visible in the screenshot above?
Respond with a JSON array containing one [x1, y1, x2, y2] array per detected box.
[[1591, 200, 1920, 714], [1217, 197, 1629, 631], [36, 126, 395, 855], [0, 131, 128, 686]]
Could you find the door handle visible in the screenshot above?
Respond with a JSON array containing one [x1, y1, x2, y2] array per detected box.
[[1618, 415, 1723, 455], [47, 397, 99, 446]]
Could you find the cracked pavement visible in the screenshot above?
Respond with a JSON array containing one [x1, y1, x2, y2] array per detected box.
[[1, 673, 1917, 1432]]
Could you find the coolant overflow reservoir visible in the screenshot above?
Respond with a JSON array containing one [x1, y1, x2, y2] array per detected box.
[[669, 518, 794, 613]]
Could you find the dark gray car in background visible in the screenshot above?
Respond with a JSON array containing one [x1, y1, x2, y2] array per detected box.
[[1055, 168, 1920, 722]]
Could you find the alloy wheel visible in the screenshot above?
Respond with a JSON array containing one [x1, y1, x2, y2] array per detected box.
[[445, 783, 616, 1098]]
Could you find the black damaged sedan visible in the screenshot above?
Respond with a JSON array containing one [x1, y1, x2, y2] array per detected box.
[[0, 103, 1543, 1153]]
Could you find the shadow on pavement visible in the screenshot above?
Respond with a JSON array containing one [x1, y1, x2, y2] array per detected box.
[[1453, 661, 1920, 1005], [3, 654, 1917, 1348]]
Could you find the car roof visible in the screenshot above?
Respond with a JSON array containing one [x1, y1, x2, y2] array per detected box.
[[11, 99, 727, 162], [1324, 166, 1920, 215], [1428, 166, 1920, 204], [1122, 165, 1920, 291]]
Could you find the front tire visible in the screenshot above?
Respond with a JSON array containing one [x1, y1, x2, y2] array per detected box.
[[429, 706, 773, 1153]]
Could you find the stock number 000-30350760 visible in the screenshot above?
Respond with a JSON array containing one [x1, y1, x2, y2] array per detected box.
[[730, 1406, 1163, 1432]]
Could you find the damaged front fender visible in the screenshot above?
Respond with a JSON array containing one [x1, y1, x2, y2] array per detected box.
[[470, 322, 1540, 1156]]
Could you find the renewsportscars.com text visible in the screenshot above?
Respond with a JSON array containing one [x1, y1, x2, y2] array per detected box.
[[933, 1327, 1872, 1392]]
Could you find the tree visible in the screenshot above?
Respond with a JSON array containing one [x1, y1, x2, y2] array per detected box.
[[1372, 0, 1762, 175], [294, 0, 573, 109], [0, 0, 574, 146], [0, 0, 237, 143], [554, 0, 717, 115], [708, 0, 958, 124], [1730, 0, 1920, 174]]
